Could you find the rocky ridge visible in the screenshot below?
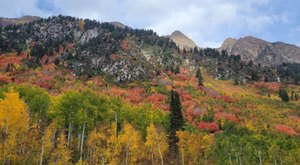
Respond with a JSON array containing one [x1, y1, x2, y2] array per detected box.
[[220, 36, 300, 66], [169, 30, 198, 50]]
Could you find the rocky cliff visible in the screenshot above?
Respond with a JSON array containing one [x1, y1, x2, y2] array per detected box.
[[169, 30, 198, 50], [220, 36, 300, 66]]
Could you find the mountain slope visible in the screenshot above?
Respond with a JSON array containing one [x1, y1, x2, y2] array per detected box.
[[0, 16, 185, 83], [0, 15, 40, 26], [220, 36, 300, 66], [169, 30, 198, 50]]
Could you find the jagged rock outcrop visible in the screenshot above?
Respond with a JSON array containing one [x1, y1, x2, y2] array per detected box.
[[169, 30, 198, 50], [0, 15, 40, 26], [220, 36, 300, 66], [110, 22, 128, 29]]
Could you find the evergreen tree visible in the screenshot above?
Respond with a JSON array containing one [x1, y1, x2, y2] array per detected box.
[[168, 90, 184, 153], [194, 47, 199, 54], [174, 65, 180, 74], [279, 88, 289, 102], [196, 68, 203, 86]]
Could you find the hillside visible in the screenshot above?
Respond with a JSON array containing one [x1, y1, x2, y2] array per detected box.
[[0, 15, 185, 83], [220, 36, 300, 66], [0, 15, 40, 26], [1, 15, 300, 165]]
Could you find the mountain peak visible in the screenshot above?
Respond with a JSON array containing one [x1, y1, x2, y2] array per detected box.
[[169, 30, 197, 49], [220, 36, 300, 66], [110, 21, 128, 29]]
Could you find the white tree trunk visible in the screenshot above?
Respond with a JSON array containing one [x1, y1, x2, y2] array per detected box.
[[39, 135, 45, 165], [80, 122, 86, 161], [67, 122, 72, 146], [157, 141, 163, 165]]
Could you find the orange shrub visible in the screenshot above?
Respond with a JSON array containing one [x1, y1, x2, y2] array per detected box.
[[214, 113, 240, 123], [176, 73, 189, 81], [111, 54, 120, 60], [166, 71, 173, 76], [121, 40, 128, 50], [0, 75, 12, 83], [173, 81, 188, 88], [288, 116, 300, 122], [275, 124, 298, 136], [219, 95, 234, 103], [253, 82, 281, 91], [147, 93, 165, 104], [197, 121, 220, 133]]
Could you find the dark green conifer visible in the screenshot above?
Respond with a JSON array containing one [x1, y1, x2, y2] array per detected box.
[[168, 90, 184, 153]]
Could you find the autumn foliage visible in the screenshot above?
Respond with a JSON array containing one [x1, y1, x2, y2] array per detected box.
[[275, 124, 298, 136], [197, 121, 220, 133]]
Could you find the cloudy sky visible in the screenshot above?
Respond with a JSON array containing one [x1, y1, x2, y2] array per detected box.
[[1, 0, 300, 48]]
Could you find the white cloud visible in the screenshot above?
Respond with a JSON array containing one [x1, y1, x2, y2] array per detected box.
[[0, 0, 47, 17], [0, 0, 288, 47]]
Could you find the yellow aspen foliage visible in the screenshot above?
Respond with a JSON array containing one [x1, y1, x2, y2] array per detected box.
[[86, 128, 108, 164], [43, 121, 58, 160], [50, 132, 72, 165], [145, 123, 168, 165], [78, 19, 85, 31], [106, 123, 120, 165], [86, 123, 119, 165], [245, 120, 256, 132], [118, 122, 143, 165], [177, 131, 214, 165], [0, 91, 29, 163], [0, 91, 28, 134], [176, 131, 190, 164]]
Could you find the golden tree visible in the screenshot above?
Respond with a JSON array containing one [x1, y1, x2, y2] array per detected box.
[[118, 122, 143, 165], [50, 132, 72, 165], [145, 123, 168, 165], [0, 91, 28, 163]]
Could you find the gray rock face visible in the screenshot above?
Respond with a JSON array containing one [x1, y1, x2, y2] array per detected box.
[[220, 36, 300, 66], [169, 30, 198, 50]]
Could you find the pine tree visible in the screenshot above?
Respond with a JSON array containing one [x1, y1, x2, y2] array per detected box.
[[174, 65, 180, 74], [196, 68, 203, 86], [279, 88, 289, 102], [168, 90, 184, 153]]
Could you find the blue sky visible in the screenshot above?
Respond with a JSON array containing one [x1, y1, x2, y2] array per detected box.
[[1, 0, 300, 48]]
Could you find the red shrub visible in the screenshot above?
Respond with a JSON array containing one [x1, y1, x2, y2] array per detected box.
[[176, 74, 189, 81], [275, 124, 298, 136], [180, 93, 193, 102], [130, 88, 144, 95], [121, 40, 128, 50], [182, 100, 197, 109], [157, 103, 169, 111], [127, 94, 142, 104], [219, 95, 234, 103], [0, 75, 12, 83], [166, 71, 173, 76], [31, 41, 36, 47], [147, 93, 165, 103], [253, 82, 281, 91], [289, 116, 300, 122], [111, 54, 120, 60], [180, 68, 190, 75], [229, 108, 242, 115], [173, 81, 187, 88], [214, 113, 240, 123], [197, 121, 220, 133]]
